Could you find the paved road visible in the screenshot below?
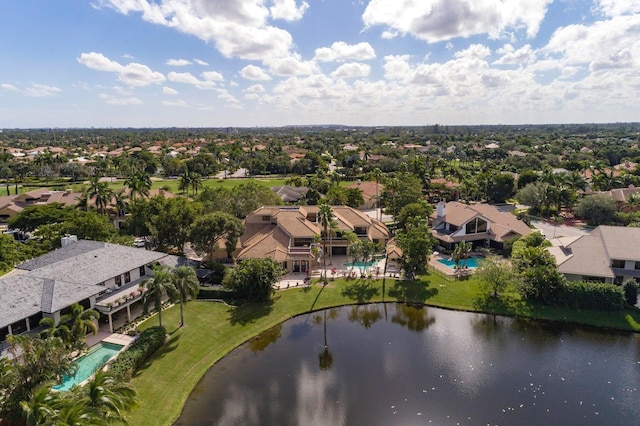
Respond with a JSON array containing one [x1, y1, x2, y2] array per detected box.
[[530, 220, 591, 239]]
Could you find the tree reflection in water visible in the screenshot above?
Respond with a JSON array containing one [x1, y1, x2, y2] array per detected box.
[[314, 309, 340, 370], [347, 305, 382, 329], [391, 303, 436, 332]]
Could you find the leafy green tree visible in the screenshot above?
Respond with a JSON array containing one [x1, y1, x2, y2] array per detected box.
[[476, 256, 519, 298], [485, 173, 515, 203], [222, 258, 283, 302], [189, 212, 243, 261], [141, 266, 179, 328], [574, 194, 617, 225], [395, 201, 433, 232], [380, 172, 423, 218], [8, 203, 72, 232], [396, 222, 433, 280], [172, 266, 200, 327], [622, 278, 638, 306], [83, 370, 139, 424], [147, 197, 202, 253]]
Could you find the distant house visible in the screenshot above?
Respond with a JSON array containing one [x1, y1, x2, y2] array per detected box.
[[237, 205, 390, 273], [548, 225, 640, 284], [345, 180, 383, 210], [270, 185, 309, 203], [0, 239, 176, 345], [0, 188, 82, 224], [430, 201, 532, 251], [592, 187, 640, 212]]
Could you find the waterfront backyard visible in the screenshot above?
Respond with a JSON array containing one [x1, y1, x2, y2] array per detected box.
[[128, 274, 640, 426]]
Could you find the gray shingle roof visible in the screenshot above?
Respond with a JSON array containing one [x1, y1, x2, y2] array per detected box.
[[1, 240, 171, 330]]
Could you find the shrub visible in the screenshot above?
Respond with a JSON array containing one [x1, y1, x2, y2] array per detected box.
[[561, 281, 625, 311], [197, 287, 238, 300], [109, 326, 166, 381], [622, 279, 639, 306]]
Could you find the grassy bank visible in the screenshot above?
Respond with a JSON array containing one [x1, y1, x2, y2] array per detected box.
[[128, 275, 640, 426]]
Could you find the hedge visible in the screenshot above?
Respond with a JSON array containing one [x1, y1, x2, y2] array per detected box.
[[109, 326, 167, 382], [562, 281, 624, 311], [197, 287, 238, 300]]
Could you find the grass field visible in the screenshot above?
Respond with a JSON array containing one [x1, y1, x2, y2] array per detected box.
[[127, 275, 640, 426]]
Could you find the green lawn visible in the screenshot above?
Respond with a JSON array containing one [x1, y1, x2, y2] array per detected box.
[[127, 275, 640, 426]]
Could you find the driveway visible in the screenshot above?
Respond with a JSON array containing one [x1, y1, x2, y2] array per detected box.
[[530, 220, 591, 239]]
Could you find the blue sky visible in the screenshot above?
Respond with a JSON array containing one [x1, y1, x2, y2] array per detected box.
[[1, 0, 639, 128]]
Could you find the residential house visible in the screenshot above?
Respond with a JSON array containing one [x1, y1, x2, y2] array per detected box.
[[593, 186, 640, 212], [430, 201, 532, 251], [0, 239, 176, 346], [237, 205, 390, 273], [0, 188, 82, 224], [548, 225, 640, 284], [346, 180, 383, 210], [270, 185, 309, 203]]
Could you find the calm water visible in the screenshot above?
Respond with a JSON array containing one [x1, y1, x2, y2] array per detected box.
[[175, 304, 640, 426]]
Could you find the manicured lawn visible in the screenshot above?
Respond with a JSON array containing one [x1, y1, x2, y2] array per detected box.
[[127, 275, 640, 426]]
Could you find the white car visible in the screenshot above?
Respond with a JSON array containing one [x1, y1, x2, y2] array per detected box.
[[134, 238, 146, 248]]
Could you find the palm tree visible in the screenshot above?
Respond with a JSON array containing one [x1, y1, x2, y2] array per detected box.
[[86, 176, 114, 215], [124, 169, 151, 201], [64, 303, 99, 351], [190, 172, 203, 195], [20, 383, 59, 426], [140, 266, 178, 328], [172, 266, 200, 327], [84, 370, 139, 424], [317, 203, 334, 284]]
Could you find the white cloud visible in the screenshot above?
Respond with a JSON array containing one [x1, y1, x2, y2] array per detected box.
[[331, 62, 371, 79], [100, 0, 293, 60], [161, 99, 188, 107], [78, 52, 165, 86], [595, 0, 640, 17], [193, 58, 209, 66], [163, 86, 179, 95], [3, 83, 62, 97], [202, 70, 224, 81], [362, 0, 553, 43], [263, 54, 319, 76], [99, 93, 143, 105], [244, 93, 260, 100], [494, 44, 535, 65], [240, 65, 272, 81], [270, 0, 309, 21], [167, 71, 216, 89], [314, 41, 376, 62], [245, 84, 265, 92], [383, 55, 413, 80], [166, 58, 192, 66]]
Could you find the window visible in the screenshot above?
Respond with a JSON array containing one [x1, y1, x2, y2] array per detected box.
[[354, 226, 367, 235], [635, 261, 640, 270], [262, 215, 272, 222], [139, 266, 146, 277], [115, 275, 122, 287], [124, 271, 131, 284], [611, 259, 625, 269], [465, 218, 488, 234]]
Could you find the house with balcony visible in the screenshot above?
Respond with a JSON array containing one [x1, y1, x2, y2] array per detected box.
[[547, 225, 640, 284], [0, 239, 175, 348], [237, 205, 390, 273], [430, 201, 532, 252]]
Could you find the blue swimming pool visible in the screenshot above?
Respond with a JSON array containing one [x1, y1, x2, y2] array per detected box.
[[344, 261, 377, 268], [437, 256, 482, 269], [53, 342, 123, 391]]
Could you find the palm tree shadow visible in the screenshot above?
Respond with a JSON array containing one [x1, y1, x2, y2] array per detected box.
[[340, 279, 380, 303], [388, 279, 438, 303], [228, 301, 275, 325]]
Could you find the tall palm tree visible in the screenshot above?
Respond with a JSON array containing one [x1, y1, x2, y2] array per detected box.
[[172, 266, 200, 327], [124, 169, 151, 201], [64, 303, 99, 351], [140, 266, 178, 328], [190, 172, 203, 195], [86, 176, 114, 215], [84, 370, 139, 424], [317, 203, 334, 284]]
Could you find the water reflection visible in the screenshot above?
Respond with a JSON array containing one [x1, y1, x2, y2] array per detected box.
[[176, 303, 640, 426]]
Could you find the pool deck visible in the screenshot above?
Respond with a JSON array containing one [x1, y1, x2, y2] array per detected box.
[[86, 331, 135, 349], [429, 252, 478, 278]]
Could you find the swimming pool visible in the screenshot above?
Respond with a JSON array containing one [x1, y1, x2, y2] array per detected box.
[[437, 256, 482, 269], [53, 342, 124, 391], [344, 261, 377, 268]]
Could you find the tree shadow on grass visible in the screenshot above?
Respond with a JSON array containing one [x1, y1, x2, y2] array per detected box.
[[133, 334, 181, 377], [228, 300, 275, 326], [472, 293, 526, 316], [388, 279, 438, 303], [340, 279, 380, 303]]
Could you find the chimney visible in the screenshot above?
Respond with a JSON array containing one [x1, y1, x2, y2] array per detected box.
[[436, 201, 446, 218]]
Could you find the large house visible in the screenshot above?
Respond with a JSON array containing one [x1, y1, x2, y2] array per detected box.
[[0, 188, 82, 225], [0, 239, 175, 346], [237, 205, 390, 273], [548, 225, 640, 284], [430, 201, 532, 251]]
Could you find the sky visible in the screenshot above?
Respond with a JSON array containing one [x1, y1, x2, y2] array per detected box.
[[1, 0, 640, 128]]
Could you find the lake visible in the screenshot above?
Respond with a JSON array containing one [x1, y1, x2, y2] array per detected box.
[[175, 303, 640, 425]]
